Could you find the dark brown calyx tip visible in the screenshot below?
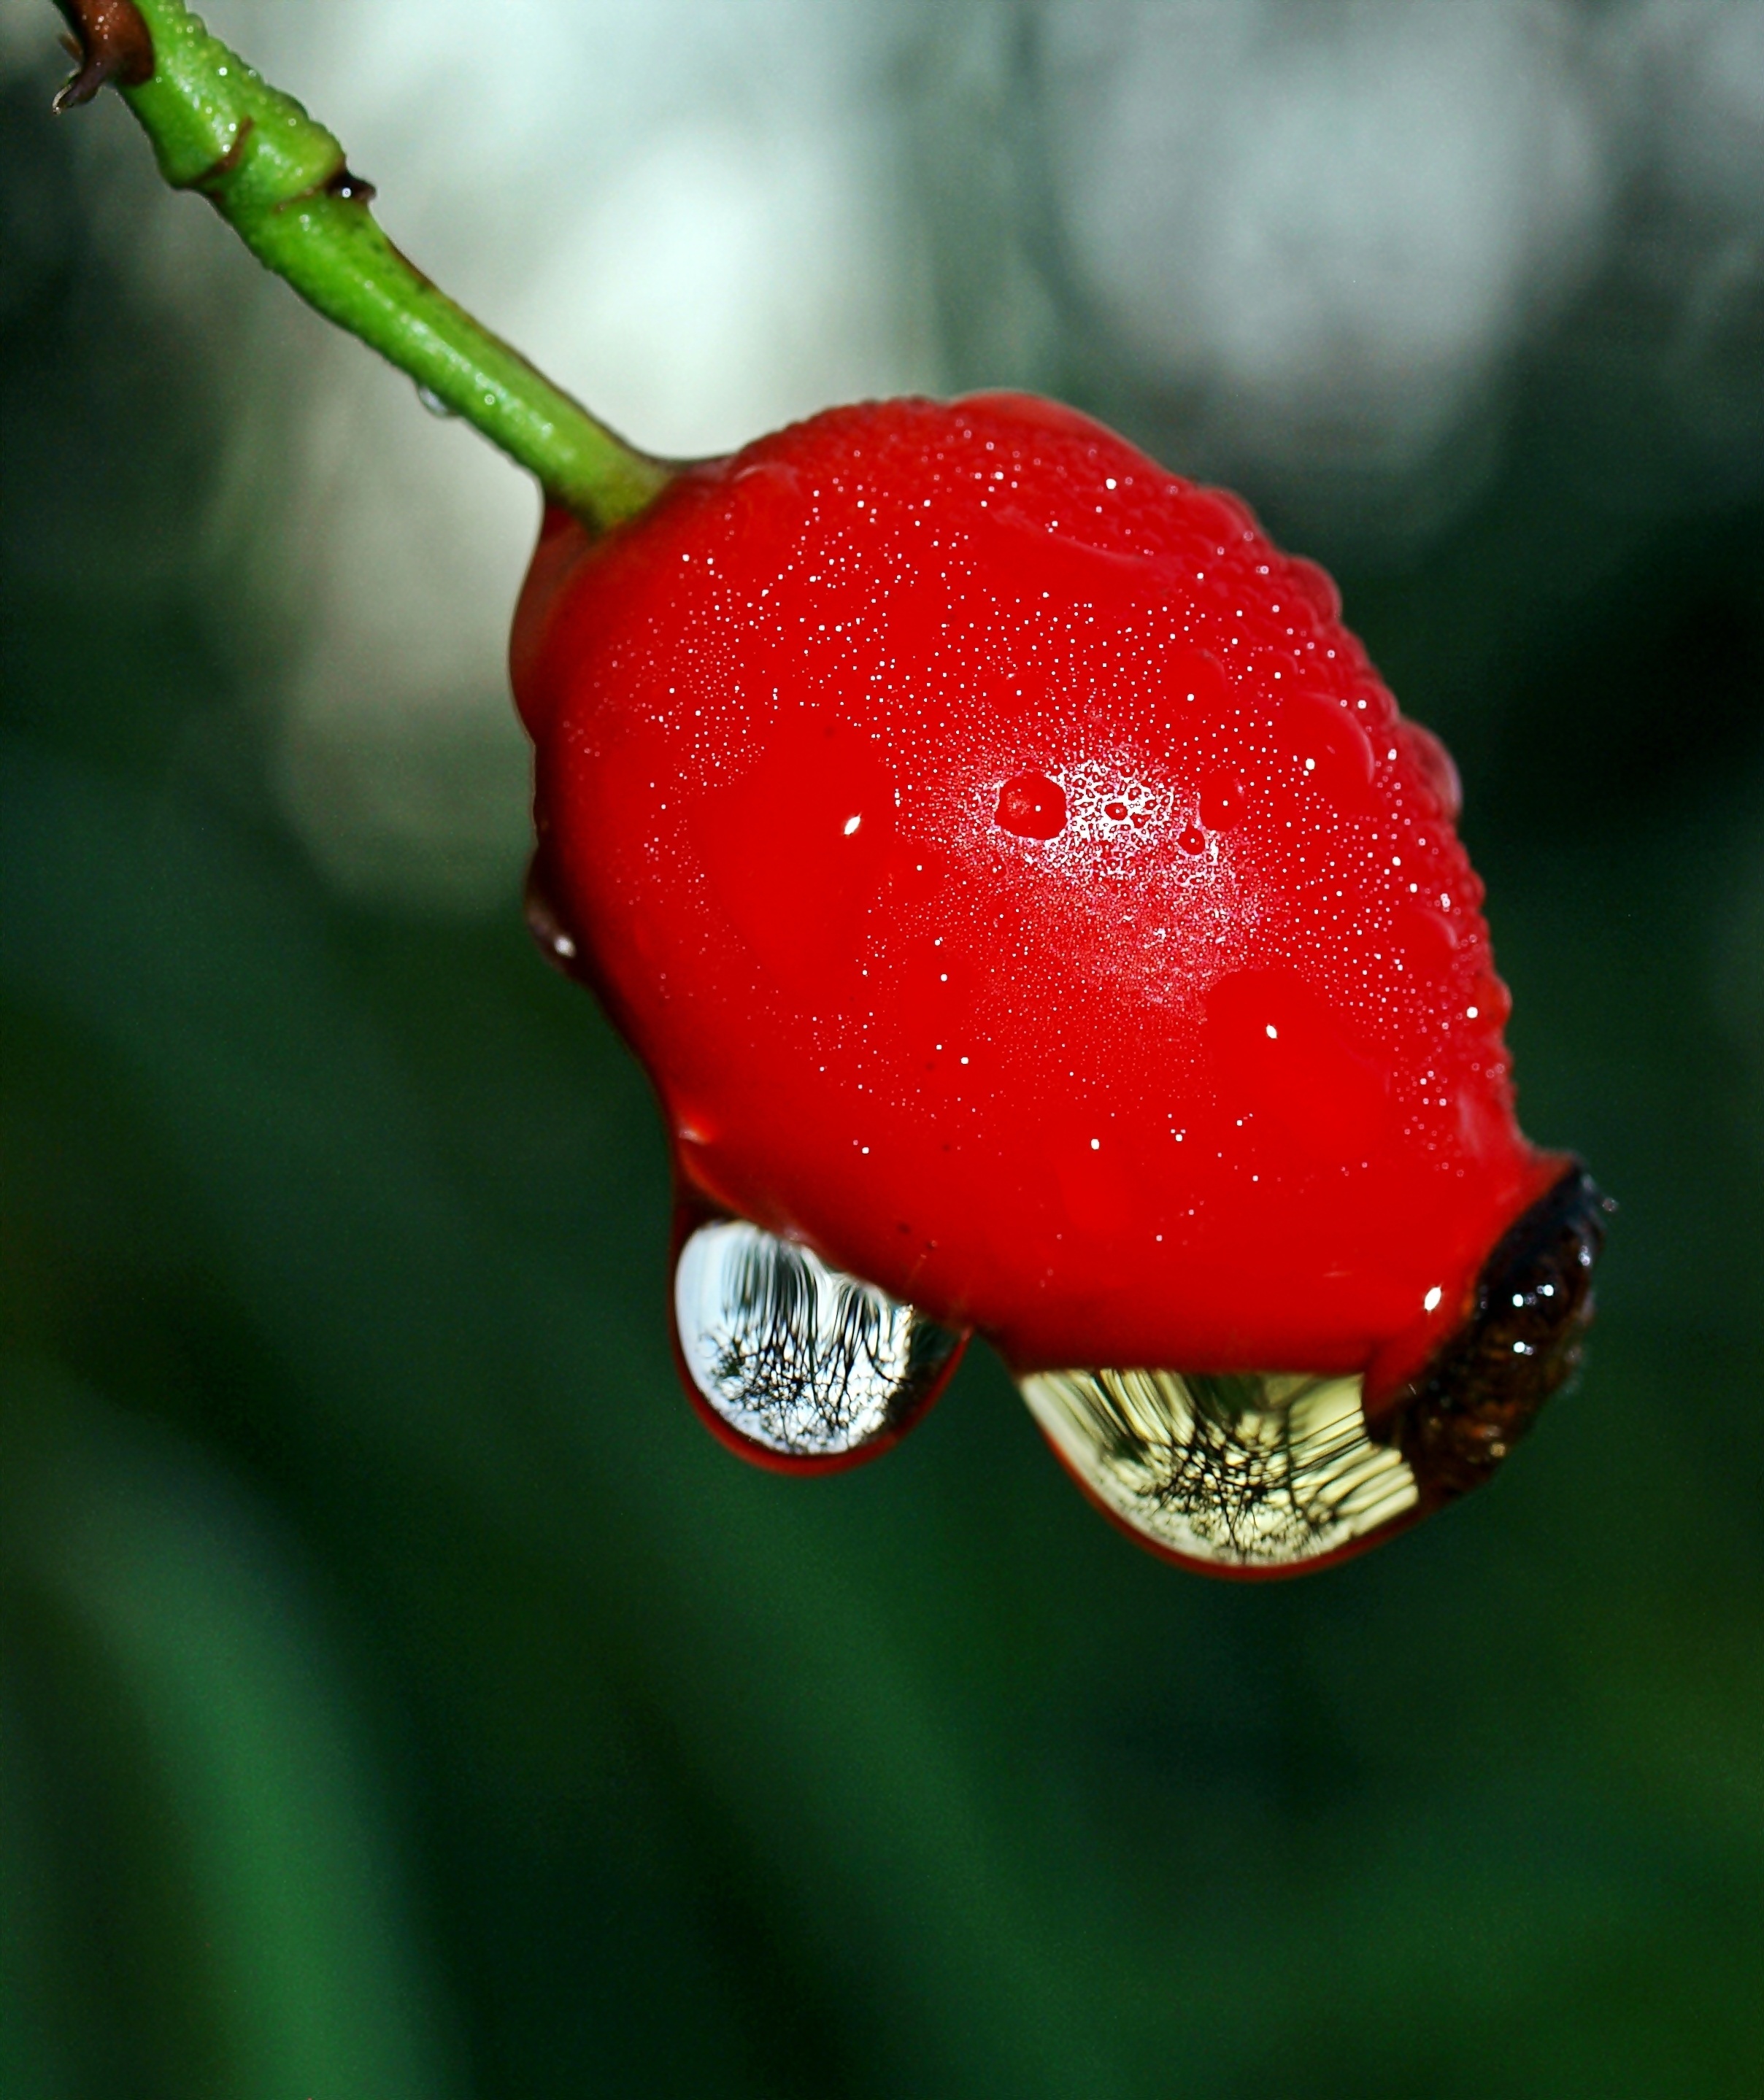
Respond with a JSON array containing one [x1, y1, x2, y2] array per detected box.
[[52, 0, 153, 113], [1392, 1165, 1613, 1499]]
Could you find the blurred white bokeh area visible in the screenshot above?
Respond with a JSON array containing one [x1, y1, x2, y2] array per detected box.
[[18, 0, 1763, 911], [1039, 3, 1609, 488]]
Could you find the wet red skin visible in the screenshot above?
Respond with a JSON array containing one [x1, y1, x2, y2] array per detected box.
[[513, 393, 1565, 1415]]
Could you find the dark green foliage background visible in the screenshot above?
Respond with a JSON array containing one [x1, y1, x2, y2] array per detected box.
[[4, 33, 1763, 2100]]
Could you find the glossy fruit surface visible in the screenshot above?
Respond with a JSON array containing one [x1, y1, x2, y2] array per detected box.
[[513, 393, 1568, 1434]]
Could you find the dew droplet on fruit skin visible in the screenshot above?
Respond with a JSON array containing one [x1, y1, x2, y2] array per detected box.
[[523, 851, 582, 975], [995, 771, 1068, 839], [673, 1218, 964, 1465], [1467, 969, 1514, 1030], [1199, 772, 1247, 830], [1395, 719, 1465, 822]]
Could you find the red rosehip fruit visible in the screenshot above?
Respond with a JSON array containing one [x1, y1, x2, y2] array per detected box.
[[512, 393, 1607, 1575]]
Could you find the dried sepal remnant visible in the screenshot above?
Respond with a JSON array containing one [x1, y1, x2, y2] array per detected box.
[[674, 1219, 963, 1464], [53, 0, 153, 112], [1393, 1165, 1612, 1497], [1020, 1367, 1420, 1571]]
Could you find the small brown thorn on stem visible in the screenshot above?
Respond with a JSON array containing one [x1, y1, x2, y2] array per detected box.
[[322, 168, 378, 206], [52, 0, 154, 113]]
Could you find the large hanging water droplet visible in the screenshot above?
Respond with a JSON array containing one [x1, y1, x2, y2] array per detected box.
[[415, 383, 455, 418], [1019, 1367, 1419, 1572], [674, 1219, 964, 1464]]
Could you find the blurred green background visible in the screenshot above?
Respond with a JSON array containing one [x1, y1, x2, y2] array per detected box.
[[3, 4, 1762, 2096]]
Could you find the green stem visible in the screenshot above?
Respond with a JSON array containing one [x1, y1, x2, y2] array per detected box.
[[53, 0, 674, 532]]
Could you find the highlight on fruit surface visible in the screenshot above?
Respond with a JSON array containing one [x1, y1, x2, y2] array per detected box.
[[56, 0, 1610, 1576]]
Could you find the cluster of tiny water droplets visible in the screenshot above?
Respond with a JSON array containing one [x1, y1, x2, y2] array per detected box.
[[1020, 1365, 1419, 1567], [1030, 757, 1174, 864], [674, 1219, 961, 1459]]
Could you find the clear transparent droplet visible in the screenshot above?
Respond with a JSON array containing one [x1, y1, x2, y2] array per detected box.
[[415, 383, 455, 418], [1020, 1367, 1419, 1570], [674, 1219, 963, 1461]]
